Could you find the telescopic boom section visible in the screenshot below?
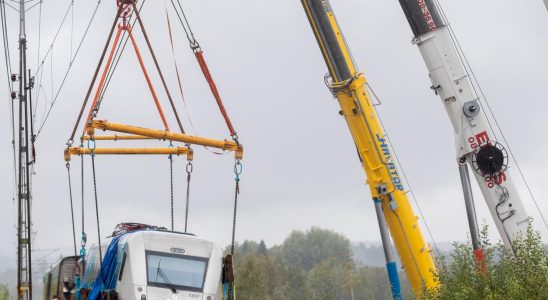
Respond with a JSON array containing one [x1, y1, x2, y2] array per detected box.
[[397, 0, 531, 252], [301, 0, 437, 296]]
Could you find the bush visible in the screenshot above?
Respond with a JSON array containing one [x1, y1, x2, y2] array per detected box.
[[423, 225, 548, 300], [0, 284, 9, 300]]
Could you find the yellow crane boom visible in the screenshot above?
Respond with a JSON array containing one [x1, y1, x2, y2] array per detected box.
[[301, 0, 437, 297]]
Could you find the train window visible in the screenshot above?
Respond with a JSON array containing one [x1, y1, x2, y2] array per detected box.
[[145, 250, 208, 293]]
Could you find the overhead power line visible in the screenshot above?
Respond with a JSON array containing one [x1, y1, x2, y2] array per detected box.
[[34, 0, 103, 140]]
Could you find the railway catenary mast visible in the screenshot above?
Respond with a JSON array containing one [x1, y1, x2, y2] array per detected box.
[[301, 0, 437, 298], [15, 0, 33, 299], [396, 0, 531, 257]]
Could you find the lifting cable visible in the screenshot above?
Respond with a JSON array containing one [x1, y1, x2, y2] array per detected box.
[[168, 148, 195, 233], [69, 1, 187, 144], [130, 1, 185, 134], [80, 148, 87, 260], [230, 160, 242, 256], [168, 147, 194, 233], [169, 145, 174, 231], [166, 6, 244, 297], [194, 51, 237, 140], [85, 1, 170, 134], [169, 0, 198, 49], [65, 162, 78, 260], [165, 3, 197, 135], [94, 0, 146, 118], [89, 140, 103, 264], [67, 3, 125, 145], [168, 0, 238, 141], [184, 160, 193, 233], [224, 160, 242, 300]]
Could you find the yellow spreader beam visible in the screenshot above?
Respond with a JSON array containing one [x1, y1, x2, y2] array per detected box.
[[81, 135, 155, 141], [64, 120, 243, 162], [88, 120, 243, 159], [64, 147, 192, 161]]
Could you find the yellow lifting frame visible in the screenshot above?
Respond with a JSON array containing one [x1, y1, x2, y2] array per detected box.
[[64, 146, 193, 162], [87, 120, 243, 159], [81, 135, 156, 141]]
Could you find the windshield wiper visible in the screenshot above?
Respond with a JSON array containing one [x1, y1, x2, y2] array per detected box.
[[156, 260, 177, 294]]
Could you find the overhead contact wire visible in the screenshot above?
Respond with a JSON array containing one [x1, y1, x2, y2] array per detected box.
[[33, 0, 42, 129], [33, 0, 72, 77], [1, 0, 18, 208], [35, 0, 103, 141]]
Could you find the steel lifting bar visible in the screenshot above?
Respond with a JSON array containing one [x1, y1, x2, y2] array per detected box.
[[64, 146, 192, 161], [89, 120, 243, 159], [81, 134, 155, 141]]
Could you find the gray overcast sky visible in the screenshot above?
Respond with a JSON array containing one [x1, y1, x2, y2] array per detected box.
[[1, 0, 547, 269]]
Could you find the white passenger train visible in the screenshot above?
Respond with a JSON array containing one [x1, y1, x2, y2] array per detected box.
[[43, 223, 231, 300]]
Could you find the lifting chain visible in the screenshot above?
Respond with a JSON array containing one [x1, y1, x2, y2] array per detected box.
[[184, 160, 193, 233], [88, 139, 103, 264], [224, 159, 241, 300], [80, 146, 87, 259], [67, 161, 83, 300], [169, 143, 174, 231], [230, 159, 242, 256], [65, 162, 78, 261], [77, 149, 86, 300]]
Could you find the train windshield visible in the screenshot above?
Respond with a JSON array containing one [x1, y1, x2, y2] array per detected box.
[[146, 250, 208, 292]]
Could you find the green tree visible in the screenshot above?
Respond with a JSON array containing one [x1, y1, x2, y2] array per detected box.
[[239, 240, 260, 257], [352, 265, 393, 300], [234, 227, 402, 300], [258, 240, 268, 256], [236, 253, 270, 300], [0, 284, 9, 300], [279, 227, 352, 271], [423, 225, 548, 300], [307, 257, 349, 300], [279, 265, 311, 299]]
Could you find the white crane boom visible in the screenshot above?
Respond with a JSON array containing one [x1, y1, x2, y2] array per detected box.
[[397, 0, 531, 253]]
